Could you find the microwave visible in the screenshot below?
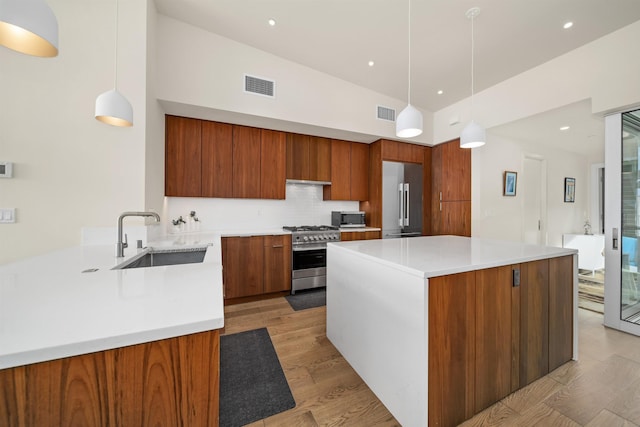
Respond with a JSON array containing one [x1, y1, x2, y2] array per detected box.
[[332, 211, 366, 228]]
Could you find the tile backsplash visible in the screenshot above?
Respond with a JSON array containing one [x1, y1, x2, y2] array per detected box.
[[165, 183, 359, 232]]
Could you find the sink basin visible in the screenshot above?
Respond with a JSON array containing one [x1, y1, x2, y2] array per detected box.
[[113, 247, 207, 270]]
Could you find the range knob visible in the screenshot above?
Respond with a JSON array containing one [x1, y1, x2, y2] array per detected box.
[[303, 236, 309, 241]]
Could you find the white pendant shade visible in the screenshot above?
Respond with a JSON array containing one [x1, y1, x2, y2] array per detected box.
[[95, 89, 133, 127], [0, 0, 58, 57], [460, 120, 485, 148], [396, 104, 423, 138]]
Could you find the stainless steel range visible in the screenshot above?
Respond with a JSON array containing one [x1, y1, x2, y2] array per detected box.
[[283, 225, 341, 294]]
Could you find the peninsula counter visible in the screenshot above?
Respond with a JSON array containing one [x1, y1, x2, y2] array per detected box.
[[326, 235, 578, 427]]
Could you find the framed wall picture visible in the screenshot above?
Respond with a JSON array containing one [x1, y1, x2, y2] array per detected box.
[[564, 177, 576, 202], [504, 171, 517, 196]]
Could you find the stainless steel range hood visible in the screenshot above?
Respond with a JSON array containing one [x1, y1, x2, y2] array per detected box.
[[286, 179, 331, 186]]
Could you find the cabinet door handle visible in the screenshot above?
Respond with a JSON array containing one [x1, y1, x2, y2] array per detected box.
[[272, 245, 284, 248]]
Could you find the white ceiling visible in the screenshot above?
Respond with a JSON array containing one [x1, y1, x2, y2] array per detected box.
[[154, 0, 640, 155]]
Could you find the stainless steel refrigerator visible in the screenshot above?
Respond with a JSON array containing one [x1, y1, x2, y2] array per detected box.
[[382, 161, 423, 238]]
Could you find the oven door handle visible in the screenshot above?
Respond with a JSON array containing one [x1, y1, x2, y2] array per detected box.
[[292, 245, 327, 251]]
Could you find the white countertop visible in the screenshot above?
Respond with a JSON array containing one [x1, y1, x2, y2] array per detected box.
[[339, 227, 382, 232], [329, 235, 577, 279], [0, 232, 234, 370]]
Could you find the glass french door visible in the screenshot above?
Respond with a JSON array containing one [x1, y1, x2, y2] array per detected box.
[[604, 110, 640, 336]]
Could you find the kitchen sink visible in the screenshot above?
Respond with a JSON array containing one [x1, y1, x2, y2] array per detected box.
[[113, 247, 207, 270]]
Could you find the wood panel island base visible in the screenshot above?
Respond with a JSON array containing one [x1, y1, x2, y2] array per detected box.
[[326, 236, 577, 427]]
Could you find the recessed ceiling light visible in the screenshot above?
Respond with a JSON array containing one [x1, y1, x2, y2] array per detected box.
[[268, 19, 276, 26], [563, 21, 573, 29], [368, 60, 374, 67], [437, 90, 443, 95], [560, 126, 570, 131]]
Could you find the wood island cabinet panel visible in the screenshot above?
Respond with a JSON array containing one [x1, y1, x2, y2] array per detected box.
[[475, 266, 513, 412], [309, 136, 331, 182], [0, 330, 220, 427], [548, 255, 574, 371], [232, 125, 261, 198], [165, 116, 202, 197], [429, 271, 476, 427], [350, 142, 370, 201], [260, 129, 286, 199], [519, 259, 550, 387], [286, 133, 310, 180], [325, 139, 351, 200], [263, 235, 292, 293], [222, 236, 264, 298], [201, 120, 233, 198]]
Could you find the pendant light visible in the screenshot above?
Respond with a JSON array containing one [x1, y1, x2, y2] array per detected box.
[[0, 0, 58, 57], [396, 0, 422, 138], [95, 0, 133, 127], [460, 7, 485, 149]]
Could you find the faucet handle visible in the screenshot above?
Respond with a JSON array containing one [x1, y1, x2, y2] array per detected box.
[[123, 233, 128, 249]]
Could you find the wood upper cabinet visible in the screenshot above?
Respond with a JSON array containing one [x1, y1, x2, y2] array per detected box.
[[324, 139, 351, 200], [165, 116, 202, 197], [286, 133, 331, 182], [432, 139, 471, 236], [323, 140, 369, 201], [381, 139, 423, 163], [286, 133, 310, 180], [202, 120, 233, 198], [263, 234, 292, 293], [350, 142, 369, 201], [260, 129, 286, 199], [232, 125, 261, 198], [309, 136, 331, 182], [222, 236, 264, 299]]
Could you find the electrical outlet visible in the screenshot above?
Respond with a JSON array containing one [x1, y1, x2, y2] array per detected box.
[[0, 208, 16, 223]]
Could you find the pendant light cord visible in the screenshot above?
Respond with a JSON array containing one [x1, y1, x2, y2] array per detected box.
[[114, 0, 119, 89], [470, 10, 475, 120], [407, 0, 411, 105]]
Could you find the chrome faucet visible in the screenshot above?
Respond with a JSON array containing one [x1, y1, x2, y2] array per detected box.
[[116, 211, 161, 257]]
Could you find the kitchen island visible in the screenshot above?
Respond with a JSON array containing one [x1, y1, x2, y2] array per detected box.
[[326, 235, 577, 427]]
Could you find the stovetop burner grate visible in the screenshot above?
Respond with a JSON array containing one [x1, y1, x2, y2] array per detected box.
[[283, 225, 339, 232]]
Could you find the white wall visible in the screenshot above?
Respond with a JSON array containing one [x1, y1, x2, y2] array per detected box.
[[472, 133, 590, 247], [0, 0, 149, 265], [434, 20, 640, 145], [154, 15, 434, 145], [165, 183, 358, 234]]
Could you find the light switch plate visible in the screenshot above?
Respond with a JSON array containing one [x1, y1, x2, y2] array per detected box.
[[0, 162, 13, 178], [0, 208, 16, 223]]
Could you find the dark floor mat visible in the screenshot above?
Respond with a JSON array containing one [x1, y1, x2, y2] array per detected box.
[[285, 288, 326, 311]]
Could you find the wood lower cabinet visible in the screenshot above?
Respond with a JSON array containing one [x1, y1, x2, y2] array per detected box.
[[340, 230, 381, 241], [222, 234, 292, 301], [0, 329, 220, 427], [222, 236, 264, 298], [428, 256, 573, 427], [263, 235, 292, 293]]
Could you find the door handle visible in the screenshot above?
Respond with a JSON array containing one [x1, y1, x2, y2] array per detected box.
[[613, 227, 618, 250]]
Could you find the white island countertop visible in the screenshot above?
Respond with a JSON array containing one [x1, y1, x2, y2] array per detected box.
[[0, 232, 234, 370], [329, 235, 577, 278]]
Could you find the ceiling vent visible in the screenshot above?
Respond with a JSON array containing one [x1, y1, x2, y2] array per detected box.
[[244, 74, 275, 98], [377, 105, 396, 122]]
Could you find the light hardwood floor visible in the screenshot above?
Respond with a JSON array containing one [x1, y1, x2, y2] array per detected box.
[[222, 298, 640, 426]]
